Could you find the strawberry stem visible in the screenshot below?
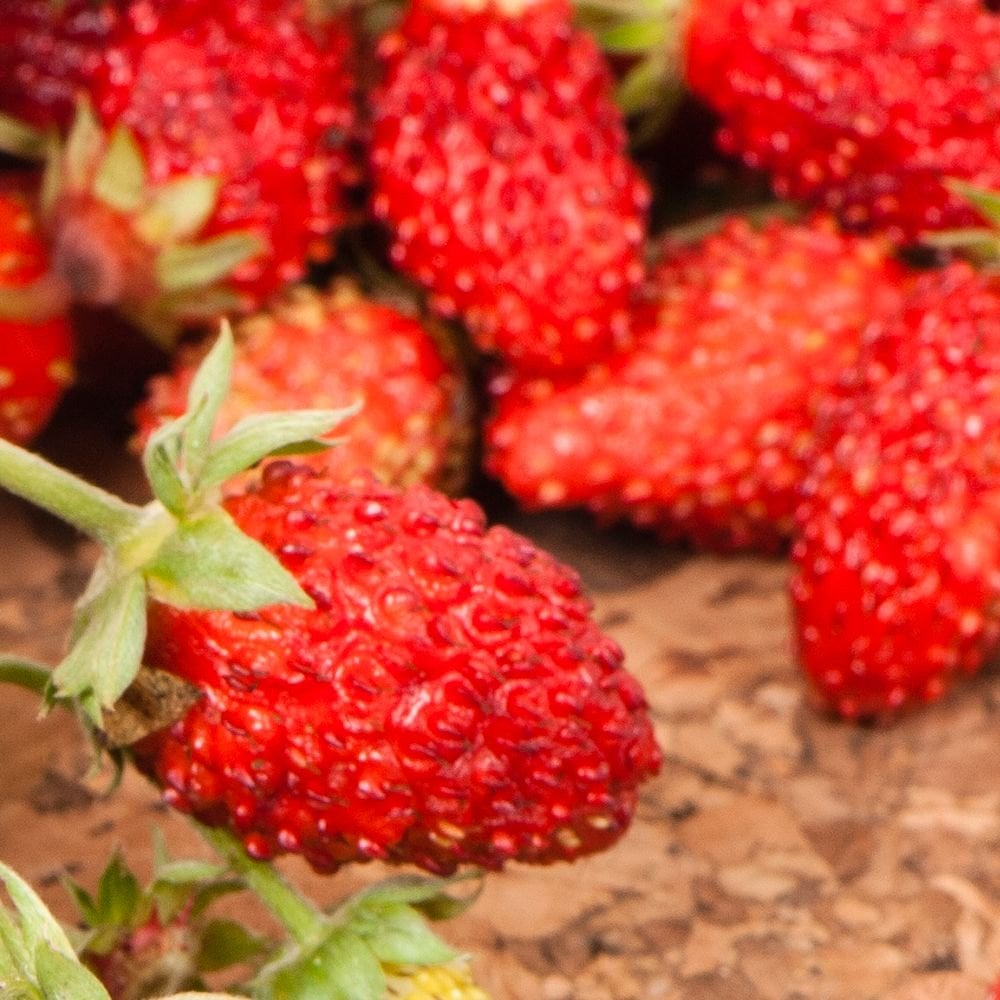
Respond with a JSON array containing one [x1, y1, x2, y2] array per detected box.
[[0, 658, 50, 697], [0, 438, 143, 545], [195, 825, 326, 947]]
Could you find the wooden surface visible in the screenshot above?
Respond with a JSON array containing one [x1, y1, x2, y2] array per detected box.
[[3, 397, 1000, 1000]]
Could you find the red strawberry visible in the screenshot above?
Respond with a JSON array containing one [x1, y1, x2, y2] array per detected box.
[[133, 464, 661, 875], [0, 0, 112, 130], [0, 185, 74, 444], [133, 282, 474, 495], [369, 0, 650, 374], [0, 0, 357, 339], [792, 263, 1000, 718], [683, 0, 1000, 242], [486, 214, 909, 550]]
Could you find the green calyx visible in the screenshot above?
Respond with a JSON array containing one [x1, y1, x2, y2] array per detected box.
[[0, 99, 265, 347], [924, 180, 1000, 266], [574, 0, 690, 135], [0, 325, 354, 724]]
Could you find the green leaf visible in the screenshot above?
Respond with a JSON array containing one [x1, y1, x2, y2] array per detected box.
[[33, 945, 110, 1000], [94, 853, 142, 929], [197, 406, 359, 492], [348, 902, 455, 968], [145, 509, 312, 611], [92, 125, 147, 213], [350, 873, 484, 922], [146, 175, 222, 240], [196, 919, 270, 973], [51, 573, 148, 717], [267, 929, 384, 1000], [157, 232, 265, 293], [183, 326, 235, 483], [616, 52, 671, 117], [946, 179, 1000, 227], [62, 880, 98, 928]]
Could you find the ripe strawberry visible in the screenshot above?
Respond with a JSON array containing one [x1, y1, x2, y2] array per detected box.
[[0, 0, 357, 340], [0, 184, 74, 444], [791, 263, 1000, 719], [0, 0, 111, 130], [133, 282, 474, 495], [683, 0, 1000, 242], [369, 0, 650, 374], [486, 214, 909, 550], [133, 463, 661, 875]]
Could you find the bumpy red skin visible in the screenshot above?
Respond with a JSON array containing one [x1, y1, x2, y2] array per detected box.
[[0, 0, 112, 128], [3, 0, 356, 307], [792, 265, 1000, 719], [685, 0, 1000, 242], [370, 0, 650, 374], [133, 286, 470, 493], [0, 189, 74, 444], [134, 466, 661, 875], [486, 216, 908, 551]]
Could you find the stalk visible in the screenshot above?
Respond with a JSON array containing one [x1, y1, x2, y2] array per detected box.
[[0, 438, 143, 545], [195, 825, 326, 948], [0, 659, 50, 697]]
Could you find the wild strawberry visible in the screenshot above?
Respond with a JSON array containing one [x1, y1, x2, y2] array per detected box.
[[683, 0, 1000, 242], [0, 331, 660, 877], [0, 0, 357, 341], [486, 214, 909, 550], [791, 263, 1000, 719], [134, 463, 661, 874], [133, 282, 474, 495], [0, 0, 111, 130], [369, 0, 650, 374], [0, 184, 74, 444]]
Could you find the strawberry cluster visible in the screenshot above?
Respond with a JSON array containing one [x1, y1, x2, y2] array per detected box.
[[2, 0, 1000, 994]]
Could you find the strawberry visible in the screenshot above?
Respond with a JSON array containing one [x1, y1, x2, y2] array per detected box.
[[0, 0, 357, 341], [369, 0, 650, 374], [0, 331, 660, 877], [0, 0, 111, 130], [134, 463, 661, 874], [682, 0, 1000, 242], [791, 263, 1000, 719], [0, 184, 74, 444], [133, 282, 474, 495], [486, 214, 909, 550]]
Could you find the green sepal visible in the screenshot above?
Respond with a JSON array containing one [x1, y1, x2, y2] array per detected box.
[[947, 179, 1000, 227], [158, 233, 266, 294], [143, 414, 192, 518], [92, 125, 147, 213], [182, 326, 235, 484], [0, 906, 32, 981], [51, 572, 147, 720], [198, 406, 358, 492], [142, 175, 223, 242], [0, 112, 47, 161], [145, 509, 312, 611], [92, 853, 143, 930], [598, 17, 666, 53], [0, 982, 45, 1000], [264, 929, 385, 1000], [63, 98, 104, 193], [32, 945, 110, 1000]]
